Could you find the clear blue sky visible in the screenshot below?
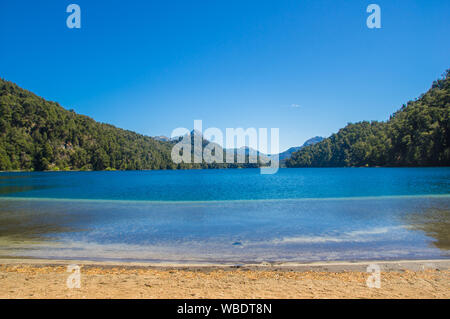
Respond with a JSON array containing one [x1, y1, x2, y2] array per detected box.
[[0, 0, 449, 152]]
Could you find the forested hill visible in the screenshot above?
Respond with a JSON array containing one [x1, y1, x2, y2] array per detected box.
[[2, 70, 449, 171], [0, 79, 265, 171], [0, 79, 177, 171], [286, 70, 450, 167]]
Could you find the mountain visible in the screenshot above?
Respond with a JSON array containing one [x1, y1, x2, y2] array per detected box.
[[276, 137, 324, 161], [286, 70, 450, 167], [225, 146, 270, 163], [0, 79, 266, 171], [171, 130, 270, 164], [302, 136, 324, 147], [3, 70, 448, 171], [0, 79, 177, 171], [153, 136, 171, 142], [174, 131, 267, 169]]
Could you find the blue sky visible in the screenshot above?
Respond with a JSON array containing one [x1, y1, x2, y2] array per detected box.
[[0, 0, 449, 152]]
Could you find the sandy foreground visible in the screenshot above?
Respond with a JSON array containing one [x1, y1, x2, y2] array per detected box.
[[0, 259, 449, 299]]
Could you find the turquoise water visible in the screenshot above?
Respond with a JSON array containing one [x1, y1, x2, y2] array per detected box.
[[1, 168, 449, 201], [0, 168, 449, 263]]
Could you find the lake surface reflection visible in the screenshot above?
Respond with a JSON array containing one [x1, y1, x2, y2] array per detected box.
[[0, 196, 448, 263], [0, 168, 449, 263]]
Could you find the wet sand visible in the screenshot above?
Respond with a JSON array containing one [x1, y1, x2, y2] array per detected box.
[[0, 259, 449, 299]]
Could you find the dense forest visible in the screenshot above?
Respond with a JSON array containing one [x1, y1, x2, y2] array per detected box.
[[286, 70, 450, 167], [0, 79, 176, 171], [0, 79, 262, 171], [0, 79, 268, 171], [1, 70, 449, 171]]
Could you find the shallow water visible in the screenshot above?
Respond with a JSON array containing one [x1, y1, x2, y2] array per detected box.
[[0, 168, 449, 263]]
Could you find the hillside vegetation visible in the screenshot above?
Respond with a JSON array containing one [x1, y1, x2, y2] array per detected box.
[[1, 70, 449, 171], [286, 71, 450, 167], [0, 79, 262, 171], [0, 79, 183, 171]]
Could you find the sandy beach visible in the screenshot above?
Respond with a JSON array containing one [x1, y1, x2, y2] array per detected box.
[[0, 259, 449, 299]]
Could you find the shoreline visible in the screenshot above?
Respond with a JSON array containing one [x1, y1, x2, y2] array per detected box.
[[1, 258, 449, 299], [1, 257, 449, 272], [1, 166, 450, 173]]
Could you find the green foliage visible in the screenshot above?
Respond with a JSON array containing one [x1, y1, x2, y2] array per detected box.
[[0, 78, 266, 171], [0, 79, 180, 171], [286, 70, 450, 167]]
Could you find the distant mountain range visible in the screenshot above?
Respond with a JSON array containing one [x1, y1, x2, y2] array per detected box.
[[275, 137, 324, 162], [156, 132, 324, 164]]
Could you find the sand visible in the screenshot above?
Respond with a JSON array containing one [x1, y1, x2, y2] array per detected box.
[[0, 259, 449, 299]]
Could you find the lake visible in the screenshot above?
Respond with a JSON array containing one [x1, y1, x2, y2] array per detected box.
[[0, 168, 449, 263]]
